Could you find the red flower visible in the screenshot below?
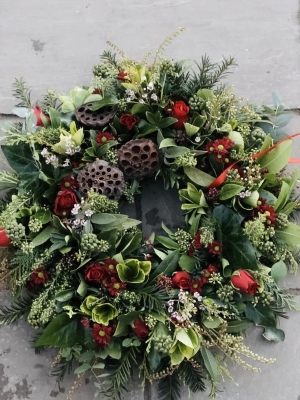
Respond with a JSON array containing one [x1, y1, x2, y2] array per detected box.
[[85, 263, 106, 283], [95, 132, 115, 146], [193, 231, 204, 249], [107, 277, 127, 296], [205, 138, 235, 163], [208, 264, 219, 274], [117, 71, 128, 82], [169, 100, 190, 130], [33, 106, 50, 127], [188, 244, 195, 257], [58, 174, 78, 191], [172, 271, 192, 290], [260, 204, 277, 227], [190, 279, 203, 294], [208, 241, 222, 255], [120, 114, 139, 130], [30, 267, 50, 284], [92, 88, 102, 94], [81, 317, 90, 328], [132, 318, 149, 340], [92, 324, 113, 347], [102, 258, 118, 276], [0, 228, 11, 247], [231, 270, 259, 295], [53, 189, 78, 217]]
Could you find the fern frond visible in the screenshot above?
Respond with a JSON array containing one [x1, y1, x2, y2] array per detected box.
[[0, 171, 19, 191], [178, 360, 206, 393], [12, 78, 32, 109], [157, 371, 181, 400], [0, 293, 35, 325]]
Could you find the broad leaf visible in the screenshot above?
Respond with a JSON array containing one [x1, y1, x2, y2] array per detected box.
[[245, 303, 276, 327], [200, 347, 218, 382], [263, 326, 285, 342], [35, 314, 85, 348], [148, 250, 180, 284], [276, 222, 300, 251], [213, 205, 257, 270], [184, 166, 215, 187]]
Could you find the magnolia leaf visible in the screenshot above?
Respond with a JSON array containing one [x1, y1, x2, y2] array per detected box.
[[184, 166, 215, 187], [202, 316, 222, 329], [91, 213, 117, 225], [219, 184, 244, 200], [155, 236, 180, 250], [31, 225, 53, 247], [258, 140, 292, 174], [55, 288, 75, 302]]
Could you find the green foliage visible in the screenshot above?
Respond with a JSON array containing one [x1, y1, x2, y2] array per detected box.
[[12, 77, 32, 109], [137, 286, 169, 312], [0, 293, 35, 325], [178, 360, 206, 393], [102, 346, 138, 400], [157, 371, 181, 400]]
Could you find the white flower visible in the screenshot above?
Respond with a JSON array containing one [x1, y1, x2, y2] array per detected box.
[[126, 97, 132, 102], [195, 136, 201, 143], [147, 82, 154, 91], [81, 220, 86, 226], [63, 158, 71, 167], [142, 94, 147, 99], [151, 93, 158, 101], [168, 306, 173, 313], [139, 99, 145, 104], [84, 209, 94, 217], [41, 148, 48, 156], [141, 75, 147, 81], [71, 204, 80, 215]]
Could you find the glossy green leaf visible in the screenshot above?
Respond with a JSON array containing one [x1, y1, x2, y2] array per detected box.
[[184, 166, 215, 187], [179, 254, 197, 272], [271, 260, 287, 281], [219, 184, 244, 200], [213, 205, 257, 270], [276, 222, 300, 251], [200, 347, 218, 382], [74, 363, 91, 374], [226, 319, 250, 333], [263, 326, 285, 342], [258, 140, 292, 174], [245, 303, 276, 327], [148, 250, 180, 284]]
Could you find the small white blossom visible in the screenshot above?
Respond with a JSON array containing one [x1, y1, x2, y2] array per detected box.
[[139, 99, 145, 104], [195, 136, 201, 143], [147, 82, 154, 91], [81, 220, 86, 226], [151, 93, 158, 101], [71, 204, 80, 215], [84, 209, 94, 217], [63, 158, 71, 167], [41, 147, 48, 156]]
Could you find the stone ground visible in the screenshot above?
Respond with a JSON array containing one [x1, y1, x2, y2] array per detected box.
[[1, 1, 300, 399]]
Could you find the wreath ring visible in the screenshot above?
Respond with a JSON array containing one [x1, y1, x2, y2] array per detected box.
[[0, 34, 299, 400]]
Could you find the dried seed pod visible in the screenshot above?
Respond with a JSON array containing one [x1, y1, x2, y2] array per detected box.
[[75, 102, 116, 128], [77, 160, 125, 200], [118, 139, 161, 178]]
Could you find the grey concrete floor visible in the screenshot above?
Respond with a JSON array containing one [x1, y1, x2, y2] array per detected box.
[[1, 1, 300, 399]]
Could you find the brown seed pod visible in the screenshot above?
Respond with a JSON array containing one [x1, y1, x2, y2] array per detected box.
[[118, 139, 161, 178], [74, 102, 116, 128], [77, 160, 125, 200]]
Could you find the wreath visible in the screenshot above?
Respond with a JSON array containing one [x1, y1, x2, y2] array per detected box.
[[0, 30, 300, 400]]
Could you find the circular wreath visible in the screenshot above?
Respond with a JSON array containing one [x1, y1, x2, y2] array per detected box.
[[0, 33, 299, 400]]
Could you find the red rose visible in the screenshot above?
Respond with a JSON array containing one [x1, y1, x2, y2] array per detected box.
[[170, 100, 190, 130], [85, 263, 106, 283], [132, 318, 149, 340], [53, 189, 78, 217], [172, 271, 192, 290], [0, 228, 11, 247], [120, 114, 139, 130], [231, 270, 259, 295], [33, 106, 50, 127]]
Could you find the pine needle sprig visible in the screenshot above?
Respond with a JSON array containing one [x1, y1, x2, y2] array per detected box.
[[29, 331, 45, 354], [178, 360, 206, 393], [103, 346, 138, 400], [157, 371, 181, 400], [0, 292, 35, 325], [12, 78, 32, 109], [137, 286, 169, 313], [51, 358, 74, 383], [100, 50, 119, 69]]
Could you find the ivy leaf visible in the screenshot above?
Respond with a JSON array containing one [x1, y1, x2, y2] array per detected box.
[[213, 205, 257, 270], [35, 314, 85, 348]]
